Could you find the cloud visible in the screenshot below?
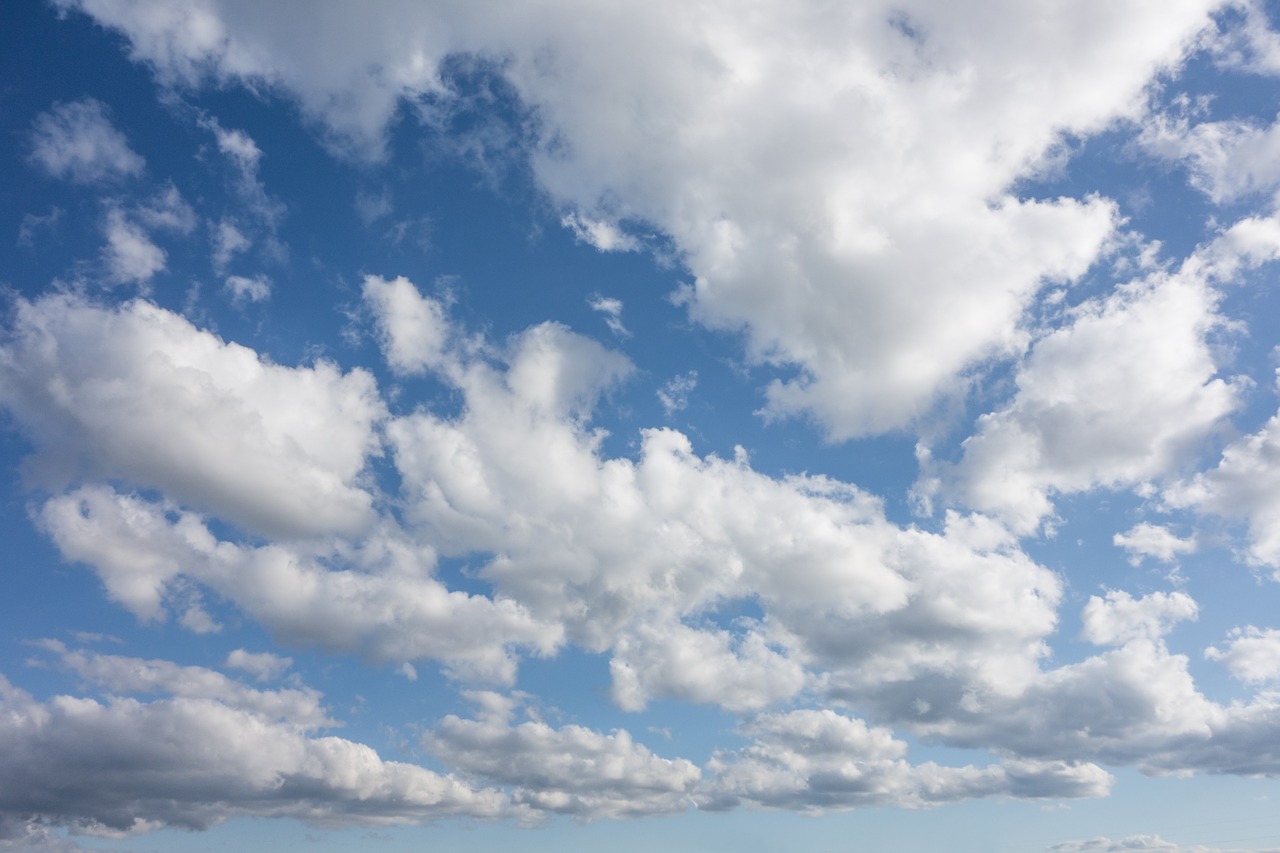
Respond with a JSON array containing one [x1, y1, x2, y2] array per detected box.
[[700, 709, 1111, 813], [588, 295, 629, 337], [1166, 372, 1280, 569], [224, 649, 293, 681], [101, 207, 166, 285], [38, 486, 561, 682], [0, 672, 512, 837], [35, 641, 335, 728], [424, 692, 700, 819], [224, 273, 271, 304], [363, 275, 454, 376], [942, 243, 1247, 534], [657, 370, 697, 416], [211, 217, 251, 272], [51, 0, 1221, 438], [562, 214, 639, 253], [27, 98, 144, 184], [1079, 590, 1199, 647], [0, 293, 386, 539], [1206, 627, 1280, 683], [1113, 524, 1198, 565], [16, 207, 63, 248]]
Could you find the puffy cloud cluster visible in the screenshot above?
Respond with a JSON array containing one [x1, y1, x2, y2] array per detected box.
[[51, 0, 1223, 437], [0, 293, 385, 539], [936, 211, 1280, 533], [700, 709, 1110, 812], [0, 666, 510, 840], [11, 0, 1280, 841], [424, 692, 700, 819], [1166, 373, 1280, 569]]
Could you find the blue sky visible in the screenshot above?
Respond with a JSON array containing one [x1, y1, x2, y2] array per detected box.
[[6, 1, 1280, 851]]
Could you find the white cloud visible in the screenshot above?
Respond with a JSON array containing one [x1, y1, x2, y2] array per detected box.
[[39, 486, 561, 682], [224, 273, 271, 304], [1166, 372, 1280, 569], [224, 648, 293, 681], [1080, 590, 1199, 647], [28, 98, 144, 184], [700, 709, 1111, 812], [372, 279, 1060, 712], [211, 218, 251, 272], [134, 183, 198, 234], [657, 370, 697, 416], [424, 692, 700, 819], [0, 672, 512, 836], [588, 295, 629, 337], [1113, 523, 1198, 565], [944, 254, 1244, 534], [101, 207, 166, 286], [363, 275, 454, 376], [36, 641, 335, 728], [0, 293, 385, 539], [1206, 627, 1280, 683], [562, 213, 639, 253], [51, 0, 1222, 437]]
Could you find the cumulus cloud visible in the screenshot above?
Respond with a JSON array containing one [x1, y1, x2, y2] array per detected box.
[[39, 486, 560, 682], [0, 672, 511, 837], [1166, 372, 1280, 569], [27, 98, 143, 184], [425, 692, 700, 819], [35, 641, 335, 729], [700, 709, 1111, 813], [51, 0, 1221, 437], [1206, 627, 1280, 683], [1114, 523, 1198, 565], [101, 207, 166, 285], [1079, 590, 1199, 647], [0, 293, 385, 539], [942, 242, 1248, 533]]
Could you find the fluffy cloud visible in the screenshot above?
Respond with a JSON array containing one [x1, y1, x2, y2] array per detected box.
[[425, 692, 700, 819], [1113, 523, 1198, 565], [943, 245, 1247, 533], [39, 486, 560, 682], [0, 293, 385, 539], [700, 709, 1111, 812], [1205, 627, 1280, 682], [51, 0, 1222, 437], [1166, 373, 1280, 569], [373, 279, 1063, 714], [27, 98, 144, 184], [1079, 591, 1199, 647], [0, 672, 511, 838], [101, 207, 166, 285]]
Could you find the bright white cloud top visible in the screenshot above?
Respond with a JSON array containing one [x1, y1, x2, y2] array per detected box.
[[5, 1, 1280, 851]]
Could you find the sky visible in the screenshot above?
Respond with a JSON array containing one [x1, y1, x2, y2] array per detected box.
[[8, 0, 1280, 851]]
